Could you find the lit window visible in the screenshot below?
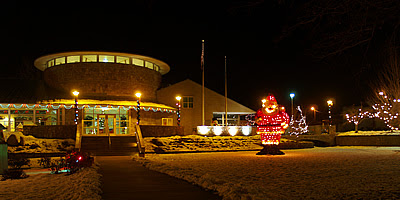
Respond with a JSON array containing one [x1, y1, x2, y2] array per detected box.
[[82, 55, 97, 62], [47, 60, 54, 68], [55, 57, 66, 65], [154, 64, 160, 72], [116, 56, 130, 64], [145, 61, 154, 69], [132, 58, 144, 66], [162, 118, 173, 126], [67, 56, 80, 63], [182, 96, 194, 109], [99, 55, 114, 63]]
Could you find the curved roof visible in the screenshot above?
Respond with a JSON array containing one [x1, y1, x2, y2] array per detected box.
[[34, 51, 170, 75]]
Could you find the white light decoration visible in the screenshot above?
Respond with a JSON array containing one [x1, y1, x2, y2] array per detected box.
[[228, 126, 239, 136], [197, 126, 210, 135], [241, 126, 252, 136], [345, 108, 371, 132], [213, 126, 223, 136], [289, 106, 308, 136], [370, 92, 400, 130]]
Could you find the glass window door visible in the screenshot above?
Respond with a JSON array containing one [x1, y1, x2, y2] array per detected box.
[[97, 114, 116, 135]]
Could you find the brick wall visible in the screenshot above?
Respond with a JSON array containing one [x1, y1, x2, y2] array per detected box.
[[44, 63, 161, 101], [23, 125, 77, 139]]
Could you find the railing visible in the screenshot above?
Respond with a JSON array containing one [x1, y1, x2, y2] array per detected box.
[[135, 125, 145, 157]]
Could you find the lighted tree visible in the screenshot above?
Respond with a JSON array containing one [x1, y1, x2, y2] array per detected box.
[[345, 106, 372, 133], [289, 106, 308, 135], [371, 94, 400, 131], [368, 43, 400, 130]]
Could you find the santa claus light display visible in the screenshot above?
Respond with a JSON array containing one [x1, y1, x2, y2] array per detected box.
[[255, 94, 289, 155]]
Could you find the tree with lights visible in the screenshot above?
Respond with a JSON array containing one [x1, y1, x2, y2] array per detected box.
[[368, 43, 400, 131], [344, 105, 372, 133], [289, 106, 308, 136], [371, 93, 400, 131]]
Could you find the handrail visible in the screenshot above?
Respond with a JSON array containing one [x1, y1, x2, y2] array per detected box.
[[135, 125, 145, 157]]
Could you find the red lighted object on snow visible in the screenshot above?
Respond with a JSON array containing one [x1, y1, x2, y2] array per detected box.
[[255, 94, 289, 145]]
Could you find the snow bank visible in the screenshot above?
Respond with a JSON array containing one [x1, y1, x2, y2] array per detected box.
[[144, 135, 313, 153], [0, 163, 102, 200], [135, 147, 400, 200], [6, 132, 75, 154], [337, 130, 400, 136]]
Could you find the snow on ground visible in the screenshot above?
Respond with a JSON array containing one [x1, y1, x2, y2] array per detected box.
[[144, 135, 313, 153], [135, 147, 400, 200], [5, 132, 75, 154], [0, 164, 102, 200], [337, 130, 400, 136]]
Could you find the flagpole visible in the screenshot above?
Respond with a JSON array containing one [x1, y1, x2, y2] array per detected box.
[[224, 56, 228, 126], [201, 40, 205, 126]]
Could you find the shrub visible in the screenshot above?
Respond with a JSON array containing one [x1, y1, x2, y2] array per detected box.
[[38, 157, 51, 168], [1, 158, 30, 180], [65, 150, 94, 175]]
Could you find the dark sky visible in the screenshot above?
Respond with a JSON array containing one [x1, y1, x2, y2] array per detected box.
[[1, 1, 382, 113]]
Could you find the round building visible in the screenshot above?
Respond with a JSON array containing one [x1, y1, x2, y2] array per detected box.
[[34, 51, 170, 102]]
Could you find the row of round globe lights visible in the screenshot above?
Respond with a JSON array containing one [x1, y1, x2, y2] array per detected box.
[[198, 126, 251, 136]]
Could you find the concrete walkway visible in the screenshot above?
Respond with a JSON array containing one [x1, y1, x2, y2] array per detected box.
[[96, 156, 221, 200]]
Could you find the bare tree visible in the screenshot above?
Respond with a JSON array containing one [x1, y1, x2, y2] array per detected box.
[[368, 41, 400, 130], [279, 0, 400, 59]]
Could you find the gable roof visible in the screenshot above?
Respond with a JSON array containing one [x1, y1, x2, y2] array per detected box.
[[158, 79, 255, 113]]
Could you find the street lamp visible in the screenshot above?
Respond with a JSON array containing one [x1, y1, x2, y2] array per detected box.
[[311, 106, 316, 121], [289, 93, 295, 118], [72, 91, 79, 125], [176, 96, 181, 126], [327, 100, 333, 125], [135, 92, 141, 125]]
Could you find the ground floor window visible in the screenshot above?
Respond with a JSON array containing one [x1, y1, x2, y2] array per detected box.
[[0, 107, 59, 132], [162, 118, 173, 126], [83, 107, 131, 135]]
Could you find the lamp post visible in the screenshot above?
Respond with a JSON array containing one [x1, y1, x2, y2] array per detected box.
[[327, 100, 333, 125], [289, 93, 295, 118], [135, 92, 141, 125], [72, 91, 79, 125], [311, 106, 316, 121], [176, 96, 181, 126]]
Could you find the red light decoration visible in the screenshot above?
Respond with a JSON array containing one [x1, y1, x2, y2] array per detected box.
[[255, 94, 289, 145]]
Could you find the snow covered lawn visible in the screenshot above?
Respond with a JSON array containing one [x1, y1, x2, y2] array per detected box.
[[337, 130, 400, 136], [0, 164, 102, 200], [135, 147, 400, 200]]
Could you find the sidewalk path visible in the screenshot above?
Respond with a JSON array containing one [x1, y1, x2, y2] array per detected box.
[[96, 156, 221, 200]]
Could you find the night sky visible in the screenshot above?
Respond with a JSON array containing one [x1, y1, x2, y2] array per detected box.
[[2, 1, 394, 113]]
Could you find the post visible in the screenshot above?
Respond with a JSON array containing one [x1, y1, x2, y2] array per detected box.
[[176, 96, 181, 126], [327, 100, 333, 126], [201, 40, 205, 125], [224, 56, 228, 126], [0, 130, 7, 174], [290, 93, 295, 118]]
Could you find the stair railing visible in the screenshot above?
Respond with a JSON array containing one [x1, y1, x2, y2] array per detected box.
[[135, 125, 145, 157]]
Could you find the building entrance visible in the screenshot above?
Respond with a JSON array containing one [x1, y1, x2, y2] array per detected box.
[[83, 107, 131, 135], [97, 114, 116, 135]]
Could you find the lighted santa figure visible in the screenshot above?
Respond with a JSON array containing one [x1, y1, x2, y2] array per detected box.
[[255, 94, 289, 155]]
